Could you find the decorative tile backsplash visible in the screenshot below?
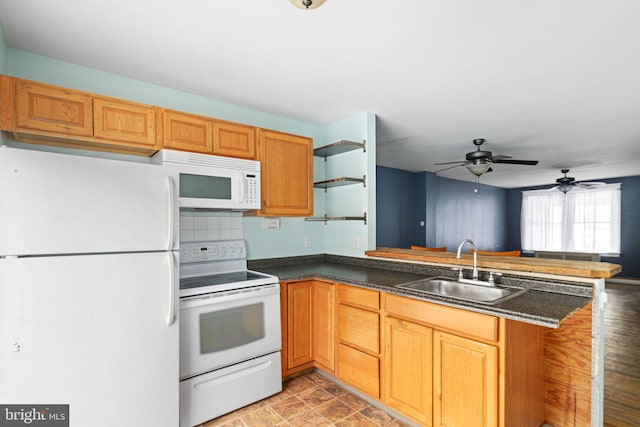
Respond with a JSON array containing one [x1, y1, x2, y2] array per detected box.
[[180, 212, 243, 242]]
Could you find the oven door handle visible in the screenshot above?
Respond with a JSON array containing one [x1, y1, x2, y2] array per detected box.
[[180, 284, 279, 309]]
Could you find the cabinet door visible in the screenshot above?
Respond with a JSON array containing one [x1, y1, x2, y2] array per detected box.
[[162, 110, 213, 153], [286, 281, 314, 369], [15, 79, 93, 136], [384, 317, 433, 426], [93, 97, 159, 148], [257, 129, 313, 216], [433, 331, 498, 427], [313, 281, 335, 372], [213, 121, 256, 159]]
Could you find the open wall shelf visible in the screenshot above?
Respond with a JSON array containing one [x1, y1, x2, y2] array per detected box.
[[305, 212, 367, 225], [313, 140, 366, 159], [314, 175, 366, 191]]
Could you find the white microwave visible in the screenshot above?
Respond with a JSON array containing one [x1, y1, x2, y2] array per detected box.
[[151, 149, 261, 211]]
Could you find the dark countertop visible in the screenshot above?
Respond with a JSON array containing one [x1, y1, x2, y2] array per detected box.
[[249, 255, 594, 329]]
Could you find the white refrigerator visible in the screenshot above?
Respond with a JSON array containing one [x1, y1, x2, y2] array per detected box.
[[0, 146, 180, 426]]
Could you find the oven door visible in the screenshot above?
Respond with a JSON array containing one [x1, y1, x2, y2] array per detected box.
[[179, 283, 281, 379]]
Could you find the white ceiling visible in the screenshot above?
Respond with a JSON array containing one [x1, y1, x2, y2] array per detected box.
[[1, 0, 639, 188]]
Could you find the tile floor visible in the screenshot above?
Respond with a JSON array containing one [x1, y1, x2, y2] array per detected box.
[[199, 371, 412, 427]]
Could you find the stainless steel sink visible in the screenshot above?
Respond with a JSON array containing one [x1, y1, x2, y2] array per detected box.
[[395, 276, 526, 304]]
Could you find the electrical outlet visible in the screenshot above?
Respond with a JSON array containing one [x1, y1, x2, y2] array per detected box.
[[304, 237, 311, 248], [353, 237, 360, 248]]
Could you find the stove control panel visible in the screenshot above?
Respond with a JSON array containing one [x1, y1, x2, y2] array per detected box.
[[180, 240, 246, 262]]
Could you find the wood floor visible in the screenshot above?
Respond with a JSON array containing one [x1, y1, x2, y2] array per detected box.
[[604, 282, 640, 427]]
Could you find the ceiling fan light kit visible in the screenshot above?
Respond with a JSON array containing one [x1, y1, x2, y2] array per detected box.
[[289, 0, 326, 10], [465, 162, 492, 176], [551, 169, 605, 193], [434, 138, 539, 178]]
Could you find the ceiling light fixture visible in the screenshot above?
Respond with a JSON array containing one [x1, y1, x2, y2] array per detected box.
[[465, 161, 492, 177], [289, 0, 326, 10]]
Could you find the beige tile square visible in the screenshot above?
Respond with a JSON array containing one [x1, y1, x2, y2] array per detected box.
[[297, 387, 336, 408], [240, 406, 286, 427], [287, 409, 333, 427], [270, 396, 309, 420], [316, 399, 356, 423], [334, 412, 379, 427], [283, 375, 315, 394], [359, 406, 395, 425], [340, 393, 370, 412]]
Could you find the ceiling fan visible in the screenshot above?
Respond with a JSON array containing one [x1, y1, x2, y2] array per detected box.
[[550, 169, 606, 193], [434, 138, 539, 177]]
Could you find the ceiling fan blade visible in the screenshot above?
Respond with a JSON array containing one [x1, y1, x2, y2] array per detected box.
[[434, 160, 469, 166], [490, 154, 512, 161], [576, 182, 607, 188], [435, 164, 466, 173], [492, 159, 539, 165]]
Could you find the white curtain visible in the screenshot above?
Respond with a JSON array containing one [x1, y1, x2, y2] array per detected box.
[[521, 184, 621, 255]]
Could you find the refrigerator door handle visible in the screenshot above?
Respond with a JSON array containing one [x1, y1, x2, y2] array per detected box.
[[167, 176, 176, 251], [167, 252, 177, 326]]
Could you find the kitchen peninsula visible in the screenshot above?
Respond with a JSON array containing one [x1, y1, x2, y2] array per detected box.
[[251, 249, 618, 427]]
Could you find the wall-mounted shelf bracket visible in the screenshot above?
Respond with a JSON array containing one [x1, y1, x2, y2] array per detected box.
[[305, 212, 367, 225]]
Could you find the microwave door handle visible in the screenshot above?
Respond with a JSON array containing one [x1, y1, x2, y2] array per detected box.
[[238, 173, 245, 204]]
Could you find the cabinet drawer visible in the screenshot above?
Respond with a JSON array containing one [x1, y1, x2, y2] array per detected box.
[[338, 304, 379, 354], [338, 284, 379, 310], [385, 293, 498, 343], [338, 344, 379, 398]]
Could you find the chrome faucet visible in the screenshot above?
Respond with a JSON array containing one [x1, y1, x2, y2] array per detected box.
[[456, 239, 478, 281]]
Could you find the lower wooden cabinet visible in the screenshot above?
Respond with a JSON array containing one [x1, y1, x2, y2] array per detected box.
[[286, 281, 314, 370], [313, 281, 335, 372], [282, 281, 545, 427], [336, 284, 381, 398], [433, 330, 498, 427], [383, 317, 433, 426], [282, 280, 335, 376], [383, 293, 544, 427]]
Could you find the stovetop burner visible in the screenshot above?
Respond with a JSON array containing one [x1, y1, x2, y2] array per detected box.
[[179, 240, 279, 297]]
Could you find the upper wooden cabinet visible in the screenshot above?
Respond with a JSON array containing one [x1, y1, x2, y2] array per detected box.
[[13, 78, 93, 136], [213, 120, 256, 159], [93, 97, 158, 148], [1, 76, 161, 155], [161, 110, 213, 154], [255, 129, 313, 216]]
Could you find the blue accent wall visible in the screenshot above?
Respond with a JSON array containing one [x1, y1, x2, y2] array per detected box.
[[377, 166, 509, 252], [507, 176, 640, 278], [435, 176, 508, 252], [376, 166, 417, 248]]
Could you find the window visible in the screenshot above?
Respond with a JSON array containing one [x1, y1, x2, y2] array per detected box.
[[521, 184, 621, 255]]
